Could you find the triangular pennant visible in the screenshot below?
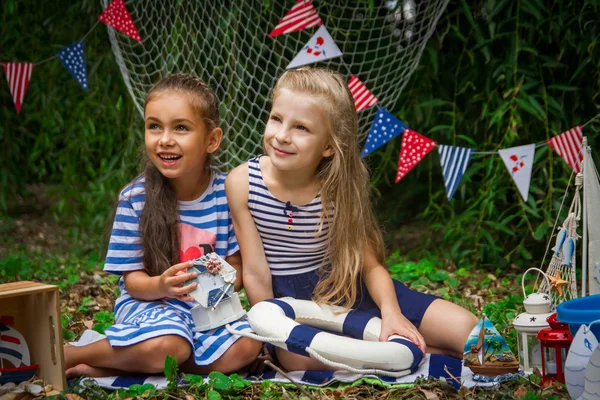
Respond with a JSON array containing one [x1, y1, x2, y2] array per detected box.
[[395, 129, 438, 183], [98, 0, 142, 43], [361, 107, 406, 157], [498, 144, 536, 201], [547, 126, 583, 173], [286, 26, 342, 69], [3, 62, 33, 114], [438, 145, 474, 200], [348, 76, 378, 112], [57, 41, 89, 92], [269, 0, 323, 37]]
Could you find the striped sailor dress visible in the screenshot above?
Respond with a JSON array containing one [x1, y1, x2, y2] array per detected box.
[[102, 172, 252, 366], [248, 155, 438, 328]]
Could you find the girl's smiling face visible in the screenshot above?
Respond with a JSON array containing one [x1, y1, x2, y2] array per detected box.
[[264, 88, 335, 172], [144, 91, 221, 195]]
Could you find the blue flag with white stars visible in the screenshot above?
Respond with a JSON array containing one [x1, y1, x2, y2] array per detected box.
[[57, 40, 89, 92], [361, 107, 407, 157]]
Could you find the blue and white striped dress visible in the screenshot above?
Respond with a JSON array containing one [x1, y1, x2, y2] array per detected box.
[[248, 156, 329, 277], [248, 156, 438, 327], [103, 172, 252, 366]]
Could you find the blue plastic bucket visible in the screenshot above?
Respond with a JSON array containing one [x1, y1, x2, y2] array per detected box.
[[556, 294, 600, 340]]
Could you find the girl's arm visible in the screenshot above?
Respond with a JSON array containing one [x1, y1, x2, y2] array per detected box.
[[226, 163, 274, 306], [363, 247, 427, 353], [225, 251, 243, 292], [123, 261, 199, 302]]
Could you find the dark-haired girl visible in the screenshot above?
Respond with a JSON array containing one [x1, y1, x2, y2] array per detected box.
[[64, 74, 261, 377]]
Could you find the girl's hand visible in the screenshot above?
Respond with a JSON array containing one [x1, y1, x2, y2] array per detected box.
[[158, 260, 199, 301], [380, 309, 426, 355]]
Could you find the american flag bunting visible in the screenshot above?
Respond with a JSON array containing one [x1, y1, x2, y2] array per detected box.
[[269, 0, 323, 37], [547, 126, 583, 173], [348, 75, 378, 112], [3, 62, 34, 114]]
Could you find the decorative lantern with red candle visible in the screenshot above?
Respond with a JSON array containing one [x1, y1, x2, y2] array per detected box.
[[536, 313, 573, 384]]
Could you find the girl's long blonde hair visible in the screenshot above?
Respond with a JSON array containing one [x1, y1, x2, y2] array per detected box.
[[272, 68, 385, 309]]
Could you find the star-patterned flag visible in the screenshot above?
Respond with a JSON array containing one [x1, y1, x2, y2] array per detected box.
[[361, 107, 406, 157], [438, 145, 474, 200], [57, 41, 89, 92], [269, 0, 323, 37], [3, 62, 33, 114], [348, 76, 378, 112], [286, 26, 342, 69], [396, 129, 438, 183], [98, 0, 142, 43], [547, 126, 583, 173], [498, 144, 536, 202]]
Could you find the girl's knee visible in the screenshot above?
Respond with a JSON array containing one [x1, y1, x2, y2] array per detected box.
[[213, 338, 261, 373], [144, 336, 191, 372]]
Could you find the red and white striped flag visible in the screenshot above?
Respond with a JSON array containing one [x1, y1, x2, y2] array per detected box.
[[3, 62, 34, 114], [547, 126, 583, 173], [269, 0, 323, 37], [348, 75, 378, 112]]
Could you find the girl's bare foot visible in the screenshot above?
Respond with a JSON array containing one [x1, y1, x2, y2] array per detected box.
[[66, 364, 122, 378]]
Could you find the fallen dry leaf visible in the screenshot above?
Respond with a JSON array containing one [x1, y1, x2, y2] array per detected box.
[[513, 384, 529, 399], [419, 388, 440, 400]]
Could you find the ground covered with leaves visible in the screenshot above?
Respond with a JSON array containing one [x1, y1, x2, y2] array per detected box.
[[0, 212, 569, 399]]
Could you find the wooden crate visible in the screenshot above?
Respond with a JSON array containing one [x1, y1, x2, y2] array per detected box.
[[0, 281, 66, 391]]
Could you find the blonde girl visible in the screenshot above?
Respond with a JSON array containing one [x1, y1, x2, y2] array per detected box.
[[64, 74, 261, 377], [226, 67, 478, 371]]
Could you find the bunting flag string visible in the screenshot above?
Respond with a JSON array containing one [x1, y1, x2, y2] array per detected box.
[[547, 126, 583, 173], [269, 0, 323, 37], [438, 145, 474, 200], [3, 0, 599, 204], [3, 62, 34, 114], [1, 0, 142, 114]]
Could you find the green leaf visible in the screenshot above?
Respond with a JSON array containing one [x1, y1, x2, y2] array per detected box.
[[163, 355, 178, 382], [533, 223, 548, 241], [207, 390, 222, 400], [547, 84, 580, 92], [209, 371, 232, 391]]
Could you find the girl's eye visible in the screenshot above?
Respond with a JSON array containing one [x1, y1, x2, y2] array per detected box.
[[175, 125, 189, 131], [148, 123, 160, 130], [270, 115, 281, 123], [296, 125, 308, 131]]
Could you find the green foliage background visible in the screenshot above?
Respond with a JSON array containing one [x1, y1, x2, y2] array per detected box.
[[1, 0, 599, 269]]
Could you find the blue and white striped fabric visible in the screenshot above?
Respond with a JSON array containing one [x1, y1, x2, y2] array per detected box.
[[102, 172, 249, 366], [438, 145, 474, 200], [248, 156, 329, 276], [72, 331, 499, 390]]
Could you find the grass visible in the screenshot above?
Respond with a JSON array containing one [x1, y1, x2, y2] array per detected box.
[[0, 209, 570, 399]]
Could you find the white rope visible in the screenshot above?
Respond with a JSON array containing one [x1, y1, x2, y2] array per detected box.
[[225, 324, 288, 345], [225, 324, 415, 377]]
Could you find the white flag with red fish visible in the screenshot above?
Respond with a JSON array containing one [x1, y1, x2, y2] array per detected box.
[[269, 0, 323, 37], [286, 26, 342, 69], [498, 144, 536, 201], [348, 76, 378, 112]]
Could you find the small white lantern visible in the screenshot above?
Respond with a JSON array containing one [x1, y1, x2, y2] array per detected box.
[[513, 267, 554, 373], [185, 253, 246, 332]]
